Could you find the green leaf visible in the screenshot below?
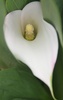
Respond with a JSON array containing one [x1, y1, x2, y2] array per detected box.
[[0, 0, 6, 45], [54, 0, 63, 13], [6, 0, 40, 13], [53, 40, 63, 100], [54, 0, 63, 33], [0, 67, 53, 100], [41, 0, 63, 47]]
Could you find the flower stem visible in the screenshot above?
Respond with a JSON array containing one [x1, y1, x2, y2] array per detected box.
[[49, 76, 57, 100]]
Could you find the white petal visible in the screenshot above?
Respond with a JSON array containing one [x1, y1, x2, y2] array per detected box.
[[3, 10, 23, 58], [4, 9, 58, 86]]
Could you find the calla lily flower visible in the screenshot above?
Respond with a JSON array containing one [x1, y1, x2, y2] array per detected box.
[[4, 2, 58, 99]]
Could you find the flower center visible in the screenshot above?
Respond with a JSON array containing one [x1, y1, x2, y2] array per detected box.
[[24, 24, 36, 41]]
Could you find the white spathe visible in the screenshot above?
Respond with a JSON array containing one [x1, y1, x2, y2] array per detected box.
[[4, 2, 58, 99]]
